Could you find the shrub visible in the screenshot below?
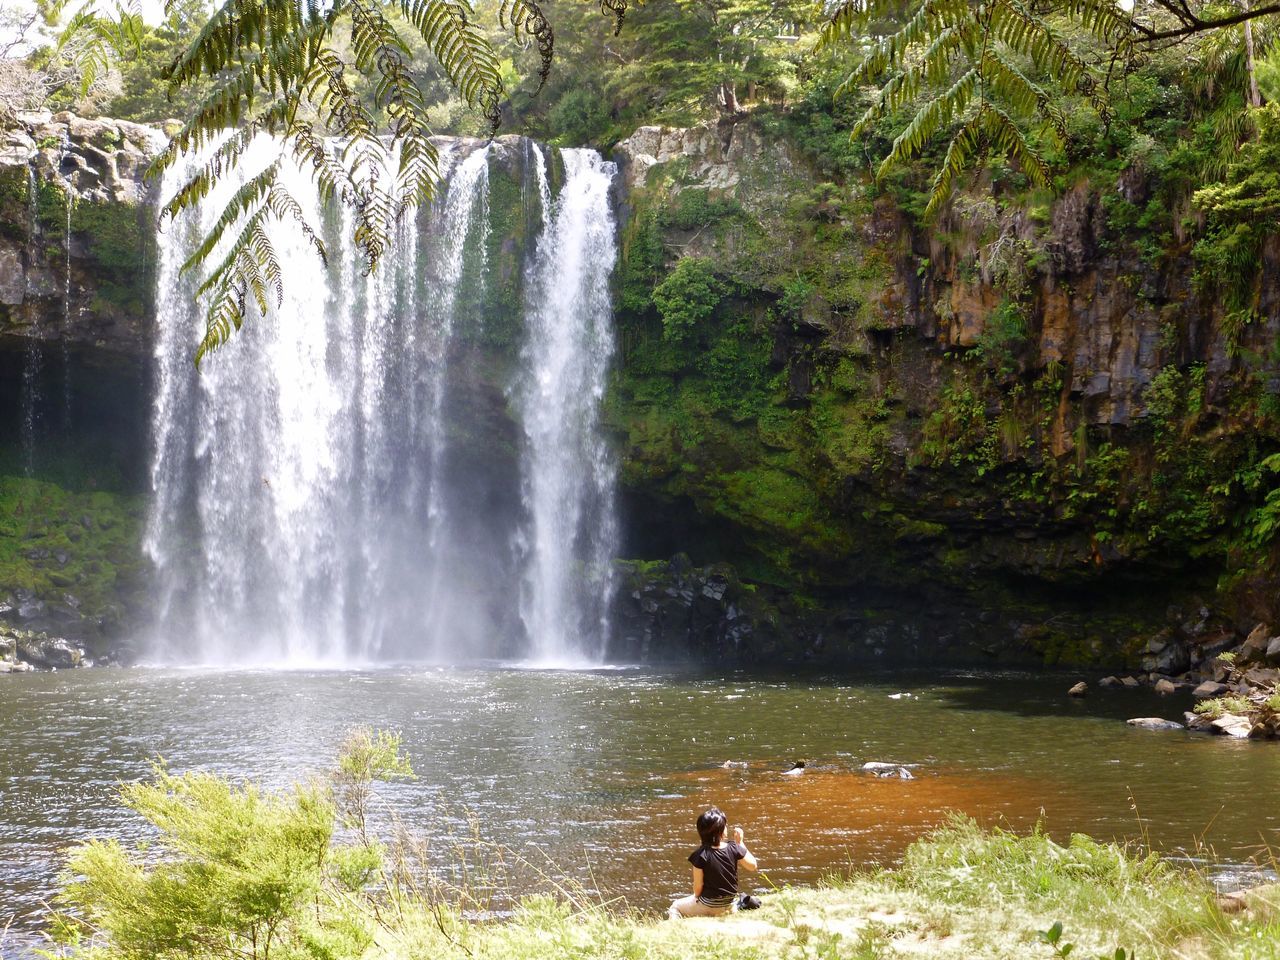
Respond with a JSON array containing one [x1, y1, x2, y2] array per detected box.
[[652, 257, 724, 342]]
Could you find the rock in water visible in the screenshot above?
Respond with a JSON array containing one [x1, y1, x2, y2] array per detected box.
[[1185, 711, 1215, 731], [1068, 681, 1087, 697], [863, 762, 915, 779], [1211, 714, 1253, 739], [1120, 676, 1141, 688], [1127, 717, 1185, 731], [1099, 676, 1121, 688], [720, 760, 748, 769], [1154, 679, 1177, 695]]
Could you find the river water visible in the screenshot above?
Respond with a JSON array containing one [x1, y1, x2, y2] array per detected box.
[[2, 665, 1277, 953]]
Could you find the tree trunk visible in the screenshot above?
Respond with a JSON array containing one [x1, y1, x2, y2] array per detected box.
[[1245, 5, 1263, 108]]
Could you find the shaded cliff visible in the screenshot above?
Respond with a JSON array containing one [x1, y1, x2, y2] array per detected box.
[[605, 119, 1280, 665]]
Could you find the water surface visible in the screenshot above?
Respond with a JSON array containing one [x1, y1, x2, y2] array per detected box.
[[2, 665, 1276, 954]]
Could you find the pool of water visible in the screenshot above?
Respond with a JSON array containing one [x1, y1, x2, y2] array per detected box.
[[2, 665, 1277, 954]]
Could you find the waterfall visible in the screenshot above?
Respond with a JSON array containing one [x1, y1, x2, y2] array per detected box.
[[146, 137, 618, 665], [515, 149, 619, 663]]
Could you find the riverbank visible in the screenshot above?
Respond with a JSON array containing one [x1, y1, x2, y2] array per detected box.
[[464, 820, 1280, 960], [37, 813, 1280, 960]]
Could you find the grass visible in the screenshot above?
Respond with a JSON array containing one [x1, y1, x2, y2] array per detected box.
[[408, 817, 1277, 960], [46, 806, 1280, 960]]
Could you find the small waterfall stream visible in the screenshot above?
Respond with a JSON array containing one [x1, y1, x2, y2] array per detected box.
[[146, 137, 619, 665]]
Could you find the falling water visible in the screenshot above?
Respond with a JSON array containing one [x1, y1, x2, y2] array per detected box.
[[515, 149, 619, 663], [146, 138, 618, 665], [20, 166, 41, 477]]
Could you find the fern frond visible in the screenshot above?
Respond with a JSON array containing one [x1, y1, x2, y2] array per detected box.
[[978, 48, 1067, 142], [878, 69, 977, 176], [398, 0, 504, 129], [499, 0, 553, 89]]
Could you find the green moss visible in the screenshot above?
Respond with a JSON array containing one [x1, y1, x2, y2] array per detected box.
[[71, 199, 154, 273], [0, 165, 31, 242], [0, 475, 145, 621]]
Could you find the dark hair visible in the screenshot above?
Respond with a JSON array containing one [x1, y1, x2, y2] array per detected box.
[[696, 807, 727, 847]]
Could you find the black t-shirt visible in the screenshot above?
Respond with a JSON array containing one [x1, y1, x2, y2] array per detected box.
[[688, 841, 746, 906]]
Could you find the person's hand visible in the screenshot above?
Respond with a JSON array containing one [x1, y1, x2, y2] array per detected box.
[[732, 826, 744, 844]]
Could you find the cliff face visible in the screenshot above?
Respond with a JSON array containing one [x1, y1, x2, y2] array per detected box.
[[2, 113, 1276, 667], [0, 112, 163, 358], [605, 119, 1280, 666]]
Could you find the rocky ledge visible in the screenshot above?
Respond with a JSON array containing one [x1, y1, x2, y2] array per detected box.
[[0, 621, 99, 671]]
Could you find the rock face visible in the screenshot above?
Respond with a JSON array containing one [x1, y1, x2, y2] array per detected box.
[[4, 111, 1280, 668], [608, 116, 1280, 665], [0, 111, 165, 359]]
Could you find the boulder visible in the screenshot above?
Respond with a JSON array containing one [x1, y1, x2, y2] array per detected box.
[[1185, 711, 1215, 731], [1068, 681, 1087, 697], [16, 635, 83, 669], [1244, 667, 1280, 688], [1211, 713, 1253, 739], [1154, 678, 1177, 695], [1141, 631, 1190, 675], [1099, 676, 1121, 688], [1193, 681, 1229, 698], [863, 762, 915, 779], [1127, 717, 1185, 731], [1267, 637, 1280, 666], [1241, 623, 1272, 663], [1120, 676, 1141, 688]]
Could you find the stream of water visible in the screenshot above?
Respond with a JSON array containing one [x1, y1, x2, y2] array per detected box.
[[2, 666, 1278, 957]]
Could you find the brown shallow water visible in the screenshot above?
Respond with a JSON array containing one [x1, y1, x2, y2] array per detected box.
[[1, 665, 1278, 955]]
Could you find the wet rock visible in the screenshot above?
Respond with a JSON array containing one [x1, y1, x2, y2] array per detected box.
[[1193, 681, 1230, 698], [1120, 676, 1141, 689], [1099, 675, 1121, 688], [1154, 678, 1178, 695], [1142, 637, 1190, 676], [862, 762, 915, 779], [1068, 681, 1087, 697], [15, 634, 83, 669], [1211, 714, 1253, 739], [1185, 711, 1215, 731], [1127, 717, 1184, 731]]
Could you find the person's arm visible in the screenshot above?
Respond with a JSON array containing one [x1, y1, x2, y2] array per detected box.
[[692, 866, 704, 897], [732, 827, 758, 871]]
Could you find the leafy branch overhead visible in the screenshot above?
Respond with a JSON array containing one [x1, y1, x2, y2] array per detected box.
[[818, 0, 1133, 220], [818, 0, 1278, 219], [60, 0, 624, 364]]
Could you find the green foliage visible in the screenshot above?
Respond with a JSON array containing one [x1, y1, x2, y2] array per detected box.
[[1193, 103, 1280, 342], [50, 731, 416, 960], [818, 0, 1128, 218], [1243, 453, 1280, 549], [652, 256, 724, 342], [53, 763, 339, 960], [0, 475, 144, 623], [655, 189, 743, 232]]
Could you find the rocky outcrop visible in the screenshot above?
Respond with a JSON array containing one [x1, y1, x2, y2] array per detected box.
[[606, 117, 1280, 666], [0, 111, 165, 359]]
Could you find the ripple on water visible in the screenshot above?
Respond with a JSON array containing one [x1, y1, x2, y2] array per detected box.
[[3, 665, 1280, 952]]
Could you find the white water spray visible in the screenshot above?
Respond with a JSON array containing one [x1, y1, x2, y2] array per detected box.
[[146, 138, 617, 665], [515, 148, 619, 663]]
